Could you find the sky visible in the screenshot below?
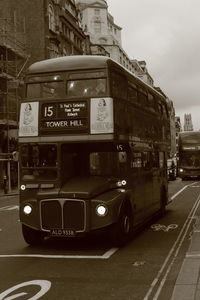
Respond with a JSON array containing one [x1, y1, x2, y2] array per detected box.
[[106, 0, 200, 130]]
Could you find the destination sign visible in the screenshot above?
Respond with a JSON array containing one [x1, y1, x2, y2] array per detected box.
[[41, 119, 87, 129], [40, 101, 88, 132], [41, 101, 87, 119], [183, 146, 200, 150]]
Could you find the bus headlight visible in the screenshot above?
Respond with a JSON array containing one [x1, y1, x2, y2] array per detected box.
[[116, 180, 127, 187], [96, 204, 108, 217], [23, 205, 32, 215], [20, 184, 26, 191], [179, 168, 184, 173]]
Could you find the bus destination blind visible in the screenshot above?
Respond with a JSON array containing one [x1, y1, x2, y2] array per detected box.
[[40, 101, 88, 132]]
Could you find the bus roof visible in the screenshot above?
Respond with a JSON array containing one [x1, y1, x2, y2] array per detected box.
[[27, 55, 112, 74], [179, 131, 200, 142], [27, 55, 167, 101]]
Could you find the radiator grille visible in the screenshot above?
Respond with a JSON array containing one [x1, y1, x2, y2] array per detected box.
[[41, 199, 85, 232]]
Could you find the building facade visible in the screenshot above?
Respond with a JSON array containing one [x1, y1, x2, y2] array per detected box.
[[16, 0, 90, 66], [167, 100, 176, 157], [175, 116, 182, 154], [75, 0, 154, 86]]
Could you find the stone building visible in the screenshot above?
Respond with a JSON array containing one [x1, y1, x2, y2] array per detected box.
[[11, 0, 90, 66], [167, 100, 176, 157], [184, 113, 193, 131], [175, 116, 182, 154], [75, 0, 154, 86]]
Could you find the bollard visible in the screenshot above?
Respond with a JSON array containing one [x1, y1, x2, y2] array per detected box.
[[3, 175, 8, 194]]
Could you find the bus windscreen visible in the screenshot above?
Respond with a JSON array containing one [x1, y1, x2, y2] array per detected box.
[[20, 144, 57, 181]]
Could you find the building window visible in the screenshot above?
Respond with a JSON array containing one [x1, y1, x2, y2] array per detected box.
[[49, 42, 59, 58], [63, 47, 67, 56], [94, 9, 100, 15], [99, 38, 107, 44], [94, 21, 101, 33], [48, 4, 55, 32]]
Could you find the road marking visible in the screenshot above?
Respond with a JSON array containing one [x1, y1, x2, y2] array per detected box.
[[151, 224, 178, 232], [101, 247, 118, 259], [170, 181, 198, 200], [132, 261, 146, 267], [0, 280, 51, 300], [0, 248, 118, 260], [191, 185, 200, 188], [0, 205, 19, 212], [144, 184, 200, 299], [186, 253, 200, 258]]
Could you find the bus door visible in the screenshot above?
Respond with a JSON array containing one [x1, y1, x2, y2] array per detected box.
[[142, 151, 164, 216], [145, 151, 166, 213], [151, 152, 162, 211], [142, 152, 156, 217], [131, 152, 147, 224]]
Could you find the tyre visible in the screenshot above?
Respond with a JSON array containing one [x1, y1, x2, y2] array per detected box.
[[109, 202, 133, 247], [22, 224, 44, 245]]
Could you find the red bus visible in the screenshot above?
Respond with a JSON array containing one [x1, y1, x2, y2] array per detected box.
[[178, 131, 200, 180], [18, 55, 170, 246]]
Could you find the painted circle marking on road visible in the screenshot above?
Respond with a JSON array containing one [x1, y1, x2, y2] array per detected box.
[[0, 280, 51, 300]]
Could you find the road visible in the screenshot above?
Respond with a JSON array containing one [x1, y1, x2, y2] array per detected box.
[[0, 178, 200, 300]]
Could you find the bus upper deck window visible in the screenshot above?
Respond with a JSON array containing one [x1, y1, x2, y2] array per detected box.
[[27, 83, 41, 98], [27, 81, 64, 99], [42, 81, 64, 98], [67, 78, 106, 97]]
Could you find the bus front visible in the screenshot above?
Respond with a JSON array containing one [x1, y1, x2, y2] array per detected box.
[[18, 56, 130, 245], [178, 132, 200, 179]]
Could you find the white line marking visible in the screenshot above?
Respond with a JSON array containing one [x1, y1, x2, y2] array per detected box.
[[186, 253, 200, 258], [101, 247, 118, 259], [0, 205, 19, 212], [170, 182, 197, 200], [0, 248, 118, 260], [144, 183, 200, 299]]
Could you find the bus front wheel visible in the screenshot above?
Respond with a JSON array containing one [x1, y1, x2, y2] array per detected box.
[[22, 224, 44, 245], [109, 202, 133, 247]]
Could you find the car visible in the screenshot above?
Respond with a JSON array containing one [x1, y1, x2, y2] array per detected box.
[[167, 158, 177, 180]]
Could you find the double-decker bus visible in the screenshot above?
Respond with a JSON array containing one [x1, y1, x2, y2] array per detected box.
[[178, 131, 200, 180], [18, 55, 170, 246]]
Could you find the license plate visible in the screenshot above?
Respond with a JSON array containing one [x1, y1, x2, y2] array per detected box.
[[50, 229, 76, 237]]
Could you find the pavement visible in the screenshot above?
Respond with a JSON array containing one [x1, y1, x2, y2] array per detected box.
[[171, 217, 200, 300], [0, 187, 19, 197]]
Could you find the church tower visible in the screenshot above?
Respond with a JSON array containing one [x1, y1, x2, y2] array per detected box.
[[184, 113, 193, 131]]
